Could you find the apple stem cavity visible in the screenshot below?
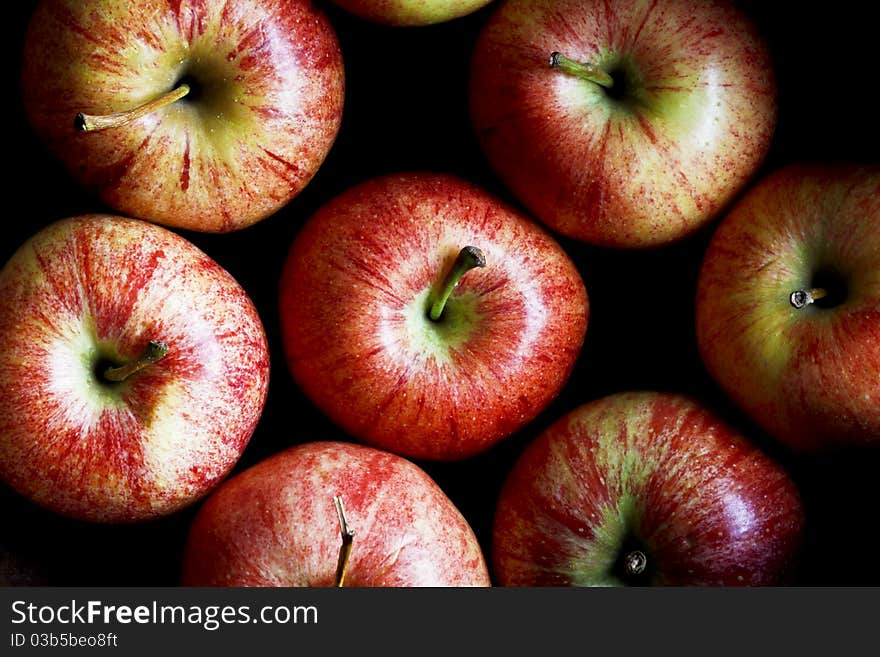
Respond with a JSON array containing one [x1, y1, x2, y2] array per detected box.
[[428, 246, 486, 322], [103, 340, 170, 383], [74, 84, 191, 133], [624, 550, 647, 577], [549, 52, 614, 89], [790, 287, 827, 309], [333, 495, 355, 588]]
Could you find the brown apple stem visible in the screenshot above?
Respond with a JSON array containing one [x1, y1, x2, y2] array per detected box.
[[549, 52, 614, 89], [75, 84, 191, 132], [103, 340, 169, 383], [333, 495, 355, 588], [624, 550, 647, 577], [790, 287, 827, 309], [428, 246, 486, 322]]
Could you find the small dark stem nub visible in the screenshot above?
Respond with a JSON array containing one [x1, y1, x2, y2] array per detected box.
[[790, 287, 827, 309], [333, 495, 355, 588], [624, 550, 647, 577]]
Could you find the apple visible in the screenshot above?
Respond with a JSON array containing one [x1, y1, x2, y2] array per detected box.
[[21, 0, 345, 233], [328, 0, 495, 26], [0, 215, 270, 522], [492, 392, 805, 586], [180, 440, 491, 586], [278, 172, 588, 461], [469, 0, 776, 248], [696, 164, 880, 452]]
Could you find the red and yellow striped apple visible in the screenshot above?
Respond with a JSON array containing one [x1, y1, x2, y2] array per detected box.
[[278, 172, 588, 461], [21, 0, 344, 232], [492, 392, 804, 586], [181, 441, 491, 586], [696, 164, 880, 452], [328, 0, 495, 26], [0, 215, 270, 522], [469, 0, 776, 248]]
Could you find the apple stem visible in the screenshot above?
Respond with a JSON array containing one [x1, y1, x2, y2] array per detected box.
[[790, 287, 827, 309], [103, 340, 170, 383], [549, 52, 614, 89], [624, 550, 647, 577], [74, 84, 191, 132], [333, 495, 355, 588], [428, 246, 486, 322]]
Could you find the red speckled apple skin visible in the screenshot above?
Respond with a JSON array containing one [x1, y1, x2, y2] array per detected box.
[[279, 172, 589, 461], [0, 215, 270, 522], [470, 0, 776, 247], [181, 441, 492, 587], [493, 392, 805, 586], [22, 0, 344, 232]]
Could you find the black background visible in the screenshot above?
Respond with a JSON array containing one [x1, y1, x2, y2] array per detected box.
[[2, 0, 879, 587]]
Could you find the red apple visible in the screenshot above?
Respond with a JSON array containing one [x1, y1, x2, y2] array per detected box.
[[181, 440, 491, 586], [328, 0, 495, 26], [492, 392, 804, 586], [278, 172, 588, 461], [0, 215, 270, 522], [696, 164, 880, 452], [469, 0, 776, 248], [21, 0, 344, 233]]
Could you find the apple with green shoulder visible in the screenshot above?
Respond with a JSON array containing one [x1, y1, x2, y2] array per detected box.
[[492, 392, 804, 586], [469, 0, 776, 248], [696, 164, 880, 452], [328, 0, 495, 26], [278, 172, 588, 461], [21, 0, 344, 233], [0, 215, 270, 522], [181, 441, 491, 586]]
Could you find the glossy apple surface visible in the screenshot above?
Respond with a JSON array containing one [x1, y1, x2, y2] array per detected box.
[[469, 0, 776, 248], [493, 392, 804, 586], [279, 172, 588, 461], [0, 215, 270, 522], [696, 164, 880, 452], [181, 441, 491, 586], [329, 0, 494, 26], [21, 0, 344, 232]]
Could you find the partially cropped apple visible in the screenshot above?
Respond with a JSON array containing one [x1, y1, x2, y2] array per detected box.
[[278, 172, 588, 461], [328, 0, 494, 26], [181, 441, 491, 586], [469, 0, 776, 248], [21, 0, 344, 232], [0, 215, 270, 522], [696, 164, 880, 452], [492, 392, 804, 586]]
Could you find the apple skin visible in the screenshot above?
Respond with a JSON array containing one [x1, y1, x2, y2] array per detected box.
[[180, 440, 491, 586], [21, 0, 344, 233], [492, 392, 804, 586], [696, 164, 880, 453], [0, 215, 270, 522], [328, 0, 495, 26], [469, 0, 776, 248], [278, 172, 588, 461]]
